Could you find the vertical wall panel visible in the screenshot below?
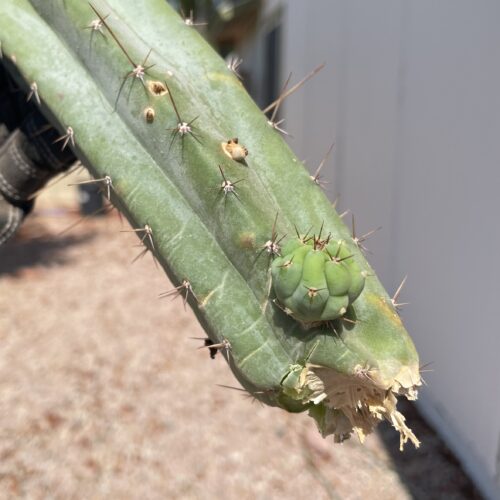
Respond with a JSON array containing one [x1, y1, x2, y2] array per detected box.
[[280, 1, 500, 497]]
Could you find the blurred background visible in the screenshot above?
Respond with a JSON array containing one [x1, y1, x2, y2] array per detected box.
[[1, 0, 498, 498]]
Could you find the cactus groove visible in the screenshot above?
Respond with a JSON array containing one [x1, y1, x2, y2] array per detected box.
[[0, 0, 422, 448]]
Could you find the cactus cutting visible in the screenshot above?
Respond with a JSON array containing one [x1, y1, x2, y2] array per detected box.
[[0, 0, 422, 449]]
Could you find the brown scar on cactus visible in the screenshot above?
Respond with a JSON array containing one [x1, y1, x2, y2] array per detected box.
[[143, 106, 155, 123], [89, 4, 155, 108], [159, 279, 198, 309], [221, 138, 248, 163], [238, 232, 256, 249], [147, 80, 168, 96]]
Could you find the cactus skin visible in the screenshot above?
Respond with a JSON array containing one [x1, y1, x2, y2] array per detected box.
[[0, 0, 421, 448], [272, 237, 366, 322]]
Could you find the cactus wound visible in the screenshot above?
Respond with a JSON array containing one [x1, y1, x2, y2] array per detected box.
[[281, 361, 420, 450], [143, 106, 155, 123], [147, 80, 168, 96], [222, 138, 248, 162]]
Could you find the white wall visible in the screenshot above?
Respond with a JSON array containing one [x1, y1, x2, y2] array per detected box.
[[279, 1, 500, 498]]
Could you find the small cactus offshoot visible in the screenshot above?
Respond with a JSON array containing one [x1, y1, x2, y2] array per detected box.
[[272, 233, 365, 322]]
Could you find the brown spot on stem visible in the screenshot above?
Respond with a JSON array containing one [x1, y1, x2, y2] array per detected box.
[[147, 80, 168, 96]]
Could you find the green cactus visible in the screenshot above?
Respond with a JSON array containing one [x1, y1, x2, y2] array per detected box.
[[0, 0, 421, 449], [272, 233, 366, 322]]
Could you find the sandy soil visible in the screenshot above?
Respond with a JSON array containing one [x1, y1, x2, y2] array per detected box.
[[0, 187, 482, 499]]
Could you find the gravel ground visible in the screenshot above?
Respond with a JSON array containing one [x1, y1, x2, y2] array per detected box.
[[0, 189, 482, 499]]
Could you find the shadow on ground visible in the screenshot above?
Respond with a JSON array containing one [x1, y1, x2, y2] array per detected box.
[[378, 400, 483, 499], [0, 218, 95, 277]]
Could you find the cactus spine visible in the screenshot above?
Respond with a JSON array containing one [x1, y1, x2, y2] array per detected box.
[[0, 0, 421, 448]]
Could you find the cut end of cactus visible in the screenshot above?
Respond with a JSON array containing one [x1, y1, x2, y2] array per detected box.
[[281, 363, 421, 450]]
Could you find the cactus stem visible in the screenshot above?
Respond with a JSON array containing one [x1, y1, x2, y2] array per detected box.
[[69, 175, 113, 200], [351, 213, 382, 253], [159, 279, 198, 309], [26, 82, 40, 105], [391, 275, 409, 311], [263, 63, 325, 115], [53, 126, 74, 150], [227, 56, 243, 79]]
